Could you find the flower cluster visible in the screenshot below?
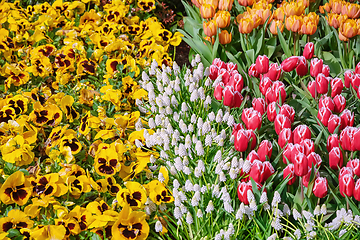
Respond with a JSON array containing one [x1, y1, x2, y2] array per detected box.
[[0, 0, 180, 239]]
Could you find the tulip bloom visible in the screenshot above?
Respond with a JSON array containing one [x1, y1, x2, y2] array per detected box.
[[339, 174, 355, 197], [283, 164, 296, 185], [213, 58, 226, 69], [307, 80, 316, 98], [259, 77, 272, 96], [237, 0, 254, 7], [237, 181, 252, 204], [279, 104, 295, 123], [222, 86, 235, 107], [296, 56, 308, 76], [315, 73, 329, 94], [274, 114, 292, 135], [340, 109, 354, 129], [331, 78, 344, 97], [344, 69, 354, 88], [269, 20, 284, 35], [340, 19, 358, 41], [301, 139, 315, 156], [281, 56, 299, 72], [218, 0, 234, 11], [340, 126, 356, 151], [313, 177, 328, 198], [248, 63, 260, 78], [278, 128, 293, 149], [303, 42, 314, 59], [352, 74, 360, 91], [307, 152, 322, 168], [239, 17, 255, 34], [203, 20, 217, 37], [291, 144, 305, 163], [209, 65, 219, 80], [355, 179, 360, 201], [327, 134, 339, 152], [244, 109, 262, 130], [249, 160, 275, 184], [317, 107, 332, 127], [219, 30, 232, 45], [347, 159, 360, 177], [293, 152, 308, 177], [310, 58, 323, 77], [258, 140, 272, 162], [266, 63, 282, 81], [255, 55, 269, 74], [234, 129, 249, 152], [329, 147, 343, 170], [200, 4, 216, 19], [328, 114, 341, 134], [232, 91, 244, 108], [214, 83, 224, 100], [246, 150, 260, 163], [319, 96, 335, 112], [247, 130, 257, 150], [266, 102, 278, 122], [252, 98, 266, 115], [285, 15, 302, 32], [283, 143, 294, 164], [293, 125, 311, 144], [219, 68, 230, 85], [333, 94, 346, 113], [214, 11, 231, 28]]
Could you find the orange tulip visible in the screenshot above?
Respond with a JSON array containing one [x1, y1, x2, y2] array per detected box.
[[214, 11, 231, 28], [273, 8, 285, 21], [326, 13, 348, 29], [305, 12, 319, 25], [331, 0, 343, 14], [203, 0, 219, 9], [285, 15, 302, 32], [237, 0, 254, 7], [283, 2, 305, 16], [340, 19, 358, 40], [192, 0, 202, 8], [269, 20, 284, 35], [203, 20, 217, 37], [200, 4, 216, 19], [238, 17, 255, 34], [319, 3, 331, 14], [300, 20, 317, 35], [341, 3, 360, 19], [219, 30, 232, 44], [218, 0, 234, 11], [205, 36, 215, 44], [357, 19, 360, 35]]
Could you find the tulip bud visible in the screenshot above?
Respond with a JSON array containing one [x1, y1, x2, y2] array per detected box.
[[259, 77, 272, 96], [232, 91, 244, 108], [246, 150, 260, 163], [238, 17, 255, 34], [237, 181, 252, 204], [258, 140, 273, 162], [294, 152, 308, 177], [232, 123, 244, 136], [313, 177, 328, 198], [223, 86, 235, 107], [283, 143, 293, 164], [255, 55, 269, 74], [317, 106, 332, 127], [246, 129, 257, 150], [301, 139, 315, 156], [272, 81, 287, 104], [339, 174, 354, 197], [308, 152, 322, 168], [307, 80, 316, 98], [249, 160, 275, 184], [353, 128, 360, 151], [209, 65, 219, 80], [227, 62, 238, 72], [281, 56, 299, 72], [203, 20, 217, 37], [214, 83, 224, 100], [245, 109, 262, 130], [293, 125, 311, 144], [344, 70, 354, 88], [340, 126, 357, 151], [303, 167, 320, 187], [322, 64, 330, 77], [333, 95, 346, 113], [219, 30, 232, 45], [285, 15, 302, 32], [219, 68, 230, 85], [327, 134, 339, 152], [347, 159, 360, 177], [354, 179, 360, 201], [269, 19, 284, 35], [327, 114, 341, 134], [329, 147, 343, 170], [214, 10, 231, 28], [330, 78, 344, 98], [252, 98, 266, 115], [200, 4, 216, 19], [213, 58, 226, 69], [319, 96, 335, 112], [248, 63, 260, 78], [315, 73, 329, 94], [278, 128, 293, 149], [310, 58, 323, 77], [274, 114, 292, 135], [267, 102, 279, 122], [303, 42, 314, 59], [340, 109, 354, 129], [279, 104, 295, 123], [340, 19, 358, 40], [296, 56, 308, 76], [228, 73, 243, 92], [234, 129, 249, 152], [218, 0, 234, 11], [266, 63, 282, 81], [283, 164, 296, 185]]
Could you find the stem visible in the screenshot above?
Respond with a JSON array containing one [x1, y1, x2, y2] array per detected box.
[[293, 32, 296, 56], [245, 34, 249, 51], [347, 198, 349, 211], [300, 177, 304, 203]]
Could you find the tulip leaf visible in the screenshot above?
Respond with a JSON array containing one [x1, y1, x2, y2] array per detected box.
[[253, 25, 265, 57], [345, 196, 360, 216], [182, 0, 201, 23], [322, 51, 342, 77], [225, 51, 244, 74], [245, 49, 255, 65], [277, 27, 292, 58], [314, 128, 323, 150], [212, 31, 220, 60]]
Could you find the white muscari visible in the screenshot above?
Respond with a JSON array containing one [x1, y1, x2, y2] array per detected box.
[[206, 200, 214, 213], [155, 221, 163, 233], [186, 212, 193, 225]]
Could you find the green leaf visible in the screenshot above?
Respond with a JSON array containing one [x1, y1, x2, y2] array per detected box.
[[225, 51, 244, 74], [250, 177, 261, 201], [212, 30, 220, 60], [181, 0, 201, 23], [345, 196, 360, 216], [277, 27, 292, 58], [245, 49, 255, 65], [253, 26, 264, 56], [322, 51, 342, 77], [7, 229, 21, 238]]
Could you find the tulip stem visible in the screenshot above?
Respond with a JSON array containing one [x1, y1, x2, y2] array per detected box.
[[300, 177, 304, 203], [293, 32, 296, 56], [346, 199, 349, 211]]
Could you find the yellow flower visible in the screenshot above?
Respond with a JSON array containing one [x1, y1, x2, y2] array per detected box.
[[60, 95, 79, 122], [0, 209, 33, 233], [30, 225, 66, 240], [32, 173, 68, 198], [116, 182, 147, 209], [138, 0, 156, 12], [0, 135, 34, 166], [145, 180, 174, 205], [0, 171, 31, 206], [66, 174, 91, 199], [111, 205, 149, 240], [94, 145, 121, 176], [68, 206, 95, 231]]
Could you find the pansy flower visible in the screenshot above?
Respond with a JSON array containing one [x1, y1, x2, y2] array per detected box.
[[68, 206, 95, 232], [59, 131, 82, 155], [30, 224, 66, 240], [0, 209, 33, 234], [44, 125, 69, 154], [66, 174, 91, 199], [94, 146, 121, 176], [0, 106, 16, 123], [55, 217, 81, 237], [0, 171, 31, 206], [3, 64, 30, 91], [31, 173, 68, 198], [60, 95, 79, 122], [6, 95, 28, 115], [0, 135, 34, 166], [111, 205, 149, 240], [106, 176, 121, 196], [137, 0, 156, 12], [145, 180, 174, 205], [77, 58, 97, 75], [116, 182, 147, 209], [29, 102, 63, 127]]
